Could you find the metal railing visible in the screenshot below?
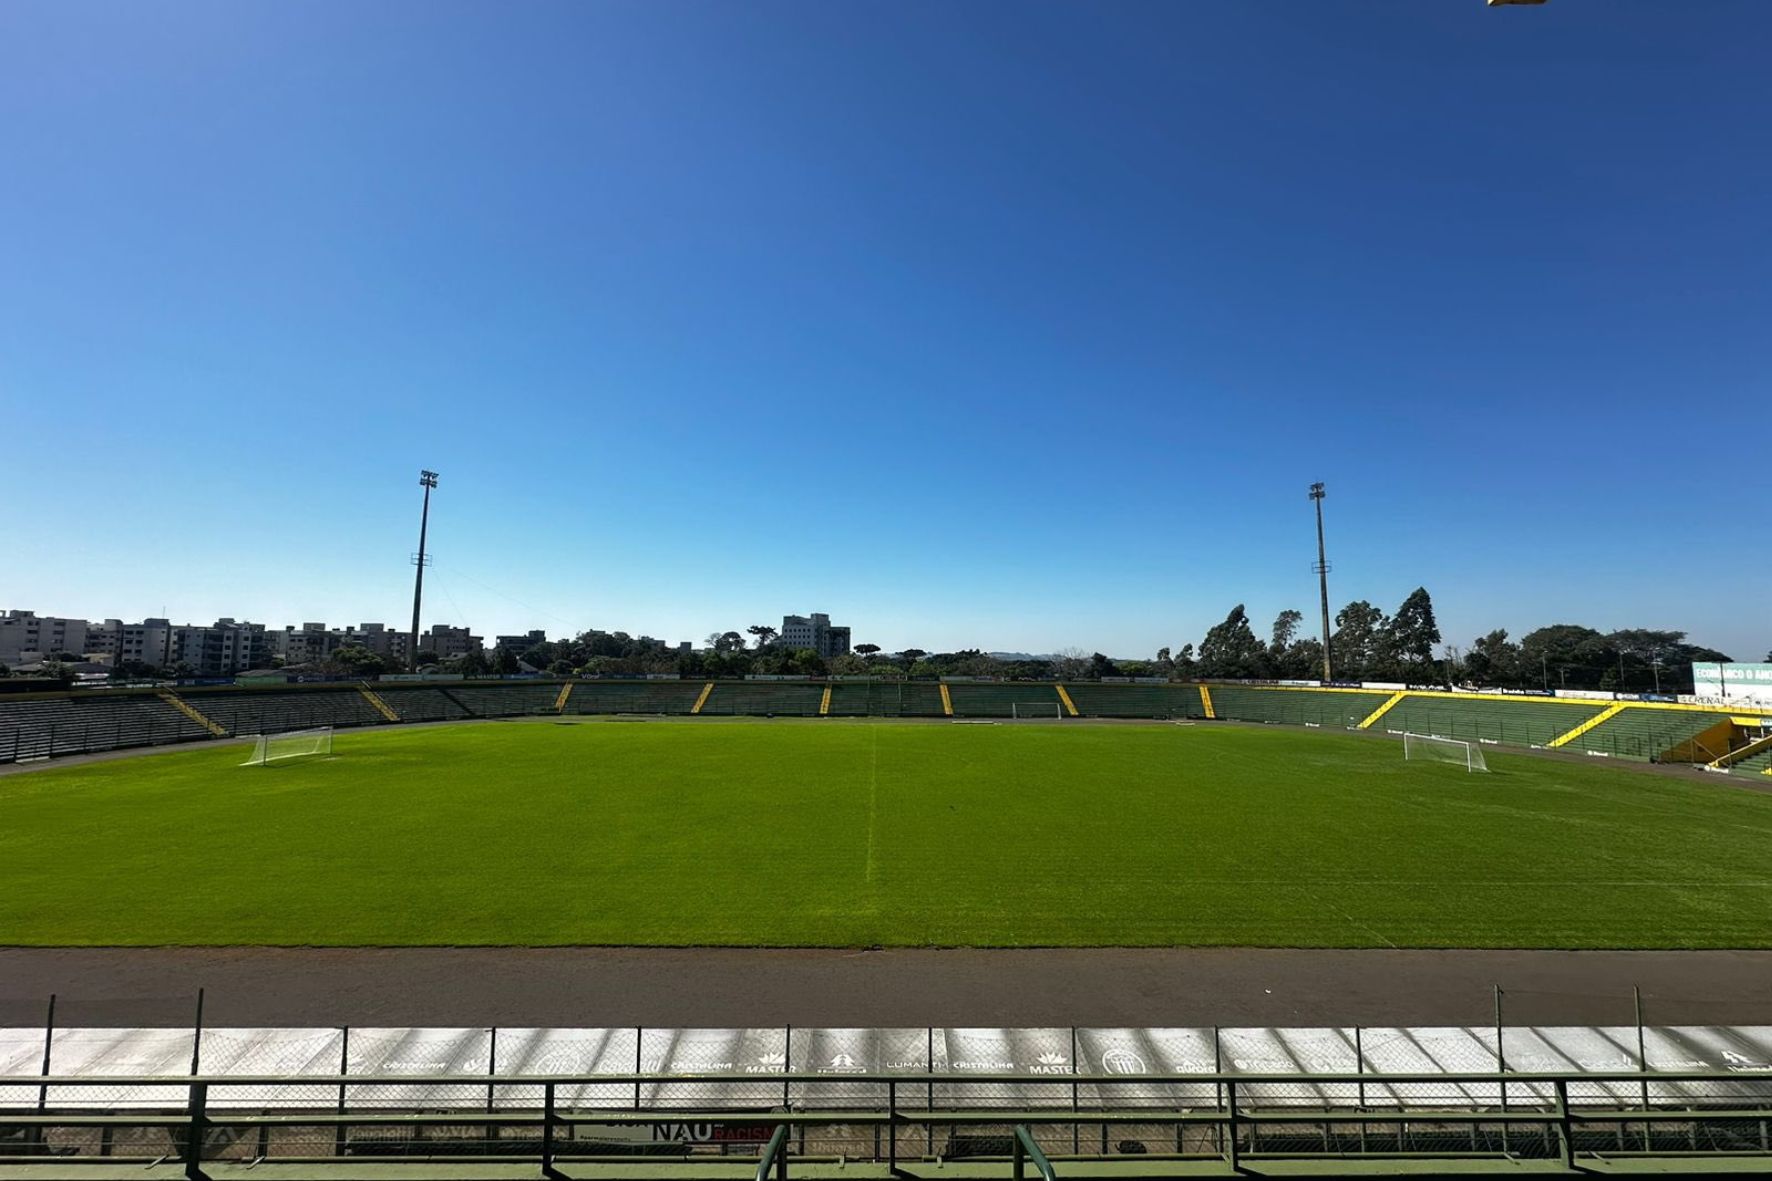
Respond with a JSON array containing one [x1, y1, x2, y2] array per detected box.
[[7, 1067, 1772, 1177]]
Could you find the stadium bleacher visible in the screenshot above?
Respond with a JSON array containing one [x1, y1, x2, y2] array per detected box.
[[824, 681, 947, 717], [0, 693, 207, 761], [1205, 685, 1392, 728], [1384, 695, 1603, 748], [183, 687, 386, 736], [0, 677, 1747, 768], [374, 685, 475, 724], [564, 680, 706, 715], [1061, 682, 1201, 719], [1567, 704, 1736, 762], [944, 682, 1065, 718], [449, 682, 562, 717], [699, 681, 825, 717]]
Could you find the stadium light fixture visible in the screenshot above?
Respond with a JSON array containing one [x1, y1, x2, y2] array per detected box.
[[410, 470, 439, 672], [1310, 483, 1332, 683]]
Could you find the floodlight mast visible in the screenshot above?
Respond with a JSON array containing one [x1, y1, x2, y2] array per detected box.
[[409, 470, 438, 672], [1310, 482, 1332, 682]]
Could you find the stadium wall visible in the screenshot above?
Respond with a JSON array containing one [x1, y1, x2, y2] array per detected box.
[[0, 677, 1750, 768]]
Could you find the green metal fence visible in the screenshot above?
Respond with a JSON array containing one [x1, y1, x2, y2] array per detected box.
[[7, 1067, 1772, 1178]]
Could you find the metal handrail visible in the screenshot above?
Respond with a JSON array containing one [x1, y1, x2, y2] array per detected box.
[[753, 1124, 788, 1181], [1011, 1125, 1057, 1181]]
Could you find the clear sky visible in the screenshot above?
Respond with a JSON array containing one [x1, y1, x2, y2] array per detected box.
[[2, 0, 1768, 659]]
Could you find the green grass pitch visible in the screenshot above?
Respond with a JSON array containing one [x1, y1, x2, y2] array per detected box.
[[3, 718, 1770, 948]]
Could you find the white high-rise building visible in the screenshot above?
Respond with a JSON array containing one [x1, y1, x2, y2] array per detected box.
[[0, 610, 94, 666], [779, 612, 852, 660]]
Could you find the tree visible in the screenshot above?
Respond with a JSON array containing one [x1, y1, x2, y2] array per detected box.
[[854, 643, 881, 657], [1052, 647, 1090, 680], [1330, 601, 1389, 680], [705, 631, 745, 654], [830, 653, 870, 676], [1171, 643, 1198, 680], [898, 648, 927, 670], [327, 644, 389, 677], [38, 661, 75, 686], [1156, 646, 1171, 666], [1518, 624, 1610, 691], [414, 649, 440, 668], [548, 658, 575, 677], [1270, 610, 1302, 654], [1387, 587, 1442, 674], [455, 650, 490, 678], [492, 647, 521, 676], [1089, 652, 1122, 679], [747, 625, 778, 650], [1268, 609, 1318, 679], [1197, 605, 1267, 678], [780, 647, 827, 677], [1465, 629, 1521, 688]]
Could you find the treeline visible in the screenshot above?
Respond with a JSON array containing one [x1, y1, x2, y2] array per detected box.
[[1172, 588, 1732, 695], [376, 590, 1737, 696]]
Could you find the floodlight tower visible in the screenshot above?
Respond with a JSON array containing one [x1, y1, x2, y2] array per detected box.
[[409, 470, 438, 671], [1310, 482, 1333, 681]]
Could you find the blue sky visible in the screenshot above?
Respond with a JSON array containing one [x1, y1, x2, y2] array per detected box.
[[2, 0, 1767, 659]]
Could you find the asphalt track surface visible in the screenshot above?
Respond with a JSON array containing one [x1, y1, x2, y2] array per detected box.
[[5, 948, 1772, 1028]]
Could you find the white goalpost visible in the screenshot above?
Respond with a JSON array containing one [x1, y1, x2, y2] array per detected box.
[[241, 727, 334, 767], [1011, 702, 1063, 720], [1403, 732, 1488, 773]]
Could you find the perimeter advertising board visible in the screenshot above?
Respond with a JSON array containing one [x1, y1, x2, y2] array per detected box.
[[1693, 663, 1772, 705]]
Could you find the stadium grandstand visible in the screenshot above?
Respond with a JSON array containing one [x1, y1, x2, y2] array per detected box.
[[3, 678, 1765, 773]]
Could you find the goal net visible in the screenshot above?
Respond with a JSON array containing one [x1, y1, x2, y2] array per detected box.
[[1011, 702, 1063, 720], [1403, 732, 1488, 772], [242, 727, 334, 767]]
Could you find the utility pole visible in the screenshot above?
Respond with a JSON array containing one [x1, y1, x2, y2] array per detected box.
[[1310, 482, 1333, 681], [409, 470, 438, 672]]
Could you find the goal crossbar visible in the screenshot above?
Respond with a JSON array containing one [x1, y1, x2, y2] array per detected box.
[[242, 726, 334, 767], [1403, 732, 1488, 772]]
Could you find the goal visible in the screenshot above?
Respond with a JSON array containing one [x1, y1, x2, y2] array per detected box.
[[1011, 702, 1063, 720], [241, 727, 334, 767], [1403, 732, 1488, 772]]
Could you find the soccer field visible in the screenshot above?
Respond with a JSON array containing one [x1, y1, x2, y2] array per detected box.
[[4, 719, 1771, 949]]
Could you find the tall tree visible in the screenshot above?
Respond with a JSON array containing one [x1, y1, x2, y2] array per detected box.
[[492, 646, 521, 675], [747, 625, 778, 650], [1330, 601, 1389, 680], [1270, 609, 1303, 653], [1387, 587, 1442, 671], [1268, 608, 1318, 678], [1198, 605, 1267, 678]]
